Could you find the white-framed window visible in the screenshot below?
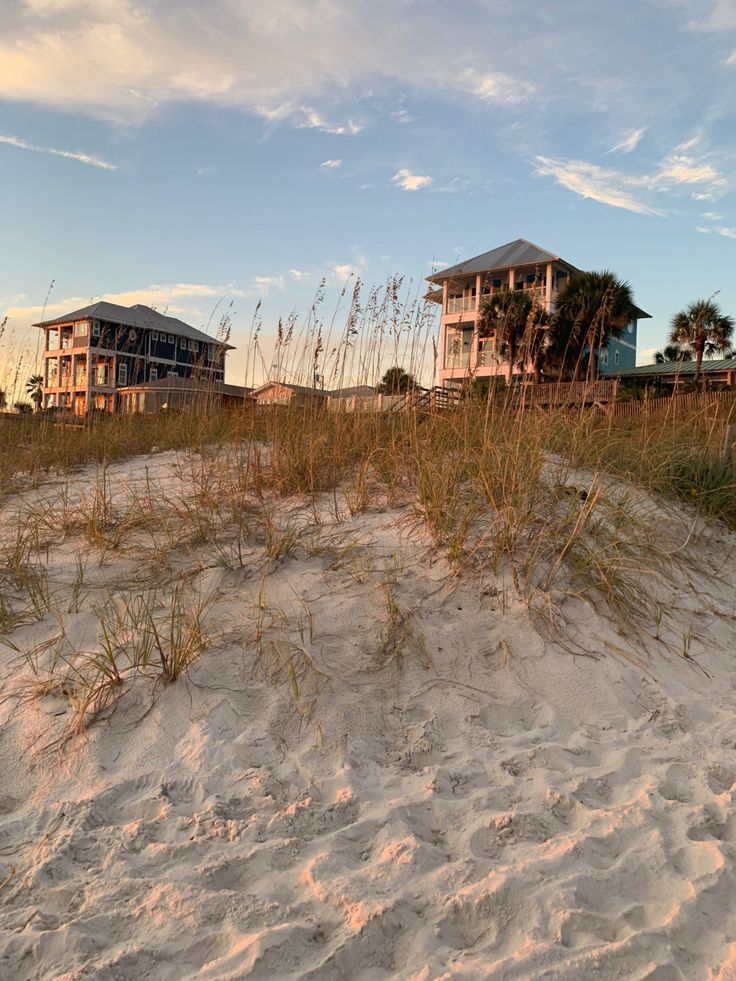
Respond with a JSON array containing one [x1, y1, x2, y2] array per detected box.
[[92, 321, 101, 338], [188, 340, 196, 351], [167, 370, 178, 378], [179, 337, 187, 350], [614, 351, 620, 365], [600, 350, 608, 365], [152, 330, 159, 341], [74, 322, 87, 337], [118, 363, 128, 386], [168, 334, 175, 344], [150, 367, 158, 381]]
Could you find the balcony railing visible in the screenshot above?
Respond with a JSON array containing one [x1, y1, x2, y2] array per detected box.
[[445, 351, 471, 369], [446, 297, 477, 314]]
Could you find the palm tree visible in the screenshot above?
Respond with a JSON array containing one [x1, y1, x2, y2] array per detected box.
[[554, 271, 637, 381], [477, 287, 533, 384], [26, 373, 43, 411], [669, 299, 735, 386], [654, 343, 693, 364]]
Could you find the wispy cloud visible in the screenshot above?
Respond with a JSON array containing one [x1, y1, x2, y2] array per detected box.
[[607, 128, 646, 154], [320, 158, 342, 169], [534, 144, 728, 215], [392, 168, 432, 192], [0, 2, 535, 126], [4, 283, 245, 322], [462, 69, 535, 105], [533, 156, 661, 215], [296, 108, 362, 135], [0, 133, 117, 170], [699, 225, 736, 240], [253, 275, 284, 292]]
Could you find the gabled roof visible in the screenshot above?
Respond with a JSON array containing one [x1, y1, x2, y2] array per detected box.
[[603, 357, 736, 378], [33, 302, 235, 350], [427, 239, 580, 283]]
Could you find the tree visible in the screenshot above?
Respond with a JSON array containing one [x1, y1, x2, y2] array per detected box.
[[653, 343, 693, 364], [26, 374, 43, 411], [477, 287, 533, 384], [669, 298, 735, 386], [554, 271, 637, 381], [379, 365, 416, 394], [14, 401, 33, 414]]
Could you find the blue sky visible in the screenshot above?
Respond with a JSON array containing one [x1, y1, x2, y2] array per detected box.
[[1, 0, 735, 388]]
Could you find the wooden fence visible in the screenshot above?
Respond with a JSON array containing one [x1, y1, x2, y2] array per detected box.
[[517, 379, 618, 407], [606, 389, 736, 419]]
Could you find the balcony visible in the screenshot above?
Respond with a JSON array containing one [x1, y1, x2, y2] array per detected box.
[[446, 296, 477, 314]]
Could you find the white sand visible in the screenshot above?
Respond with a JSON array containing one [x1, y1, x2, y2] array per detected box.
[[1, 451, 735, 979]]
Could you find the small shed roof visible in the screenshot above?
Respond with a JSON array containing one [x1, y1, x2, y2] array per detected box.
[[34, 302, 235, 350]]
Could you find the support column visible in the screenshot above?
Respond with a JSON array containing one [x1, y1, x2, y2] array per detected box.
[[546, 263, 553, 312]]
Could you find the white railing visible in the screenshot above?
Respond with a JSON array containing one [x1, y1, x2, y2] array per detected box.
[[446, 297, 477, 314]]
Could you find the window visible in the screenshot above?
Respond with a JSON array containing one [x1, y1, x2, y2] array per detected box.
[[150, 368, 158, 381], [118, 363, 128, 386], [179, 338, 187, 350], [188, 340, 196, 352], [168, 334, 175, 344], [152, 330, 159, 341], [92, 321, 101, 338], [95, 364, 108, 386], [167, 370, 178, 378], [614, 351, 620, 365], [600, 350, 608, 365], [74, 322, 87, 337]]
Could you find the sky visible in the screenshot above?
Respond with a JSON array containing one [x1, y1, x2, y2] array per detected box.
[[1, 0, 735, 391]]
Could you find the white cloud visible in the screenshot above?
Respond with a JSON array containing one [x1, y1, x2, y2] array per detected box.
[[253, 275, 284, 292], [289, 268, 309, 280], [4, 282, 245, 323], [391, 108, 413, 124], [296, 108, 362, 135], [607, 128, 646, 154], [534, 143, 728, 215], [652, 154, 723, 189], [0, 132, 117, 170], [463, 69, 535, 105], [638, 347, 659, 364], [0, 1, 535, 124], [702, 211, 724, 220], [392, 168, 432, 192], [533, 156, 662, 215], [714, 226, 736, 239], [320, 158, 342, 169]]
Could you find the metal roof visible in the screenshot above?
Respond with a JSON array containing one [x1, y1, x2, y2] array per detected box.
[[426, 239, 579, 283], [33, 301, 235, 350], [602, 358, 736, 378]]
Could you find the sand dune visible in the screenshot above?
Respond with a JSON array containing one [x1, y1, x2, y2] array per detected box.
[[1, 451, 735, 979]]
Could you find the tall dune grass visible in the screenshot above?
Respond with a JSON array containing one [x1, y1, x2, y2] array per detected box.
[[1, 277, 735, 745]]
